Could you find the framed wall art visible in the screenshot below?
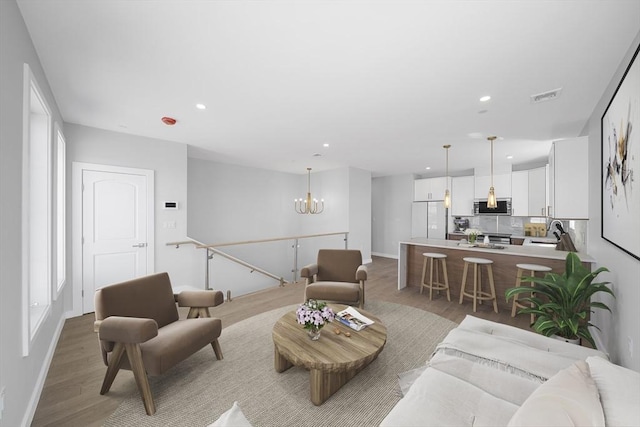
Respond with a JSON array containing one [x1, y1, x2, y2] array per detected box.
[[601, 43, 640, 260]]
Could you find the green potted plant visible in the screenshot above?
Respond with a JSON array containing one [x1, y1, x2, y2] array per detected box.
[[505, 252, 614, 348]]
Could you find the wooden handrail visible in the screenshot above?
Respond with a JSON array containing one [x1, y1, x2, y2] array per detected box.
[[193, 231, 348, 249]]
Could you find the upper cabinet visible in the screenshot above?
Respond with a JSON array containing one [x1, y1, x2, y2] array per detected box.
[[528, 166, 547, 217], [414, 177, 448, 201], [474, 172, 512, 199], [548, 137, 589, 219], [511, 167, 548, 217], [451, 176, 475, 216], [511, 170, 529, 216]]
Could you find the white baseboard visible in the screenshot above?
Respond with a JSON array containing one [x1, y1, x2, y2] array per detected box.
[[372, 252, 398, 259], [21, 312, 66, 427]]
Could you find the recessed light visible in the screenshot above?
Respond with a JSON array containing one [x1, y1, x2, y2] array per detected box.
[[196, 103, 207, 110], [323, 143, 329, 147], [506, 155, 514, 159], [425, 167, 431, 170], [480, 95, 491, 102]]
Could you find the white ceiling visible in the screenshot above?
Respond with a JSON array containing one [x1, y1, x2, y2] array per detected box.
[[17, 0, 640, 177]]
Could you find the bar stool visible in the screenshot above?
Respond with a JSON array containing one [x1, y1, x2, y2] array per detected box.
[[420, 253, 450, 301], [511, 263, 552, 323], [459, 257, 498, 313]]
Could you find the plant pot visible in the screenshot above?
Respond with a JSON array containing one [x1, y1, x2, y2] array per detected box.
[[553, 335, 580, 345]]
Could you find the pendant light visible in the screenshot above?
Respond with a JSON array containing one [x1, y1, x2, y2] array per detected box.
[[443, 144, 451, 208], [487, 136, 497, 208], [294, 168, 324, 214]]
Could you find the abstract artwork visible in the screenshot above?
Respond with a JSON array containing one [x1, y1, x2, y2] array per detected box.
[[601, 44, 640, 260]]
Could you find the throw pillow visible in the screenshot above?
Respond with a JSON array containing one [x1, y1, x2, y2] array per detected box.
[[208, 401, 252, 427], [586, 356, 640, 427], [508, 360, 604, 427]]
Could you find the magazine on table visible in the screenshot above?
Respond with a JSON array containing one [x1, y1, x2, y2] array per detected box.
[[335, 306, 374, 331]]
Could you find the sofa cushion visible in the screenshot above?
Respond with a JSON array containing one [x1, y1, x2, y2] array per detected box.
[[381, 366, 518, 426], [586, 356, 640, 427], [507, 360, 605, 427], [304, 282, 360, 303]]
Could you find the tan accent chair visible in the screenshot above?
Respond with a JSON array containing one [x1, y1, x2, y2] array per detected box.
[[301, 249, 367, 308], [94, 272, 224, 415]]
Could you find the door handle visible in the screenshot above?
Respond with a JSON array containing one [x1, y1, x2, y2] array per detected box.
[[132, 243, 147, 248]]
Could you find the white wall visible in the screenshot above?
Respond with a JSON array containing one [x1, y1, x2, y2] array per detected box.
[[371, 174, 414, 258], [65, 124, 201, 293], [586, 32, 640, 372], [0, 2, 67, 425], [187, 159, 370, 295], [348, 168, 373, 263]]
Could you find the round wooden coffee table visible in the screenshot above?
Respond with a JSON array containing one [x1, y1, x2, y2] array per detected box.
[[272, 304, 387, 405]]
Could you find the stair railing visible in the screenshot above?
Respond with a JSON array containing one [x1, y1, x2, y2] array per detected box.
[[167, 231, 348, 292]]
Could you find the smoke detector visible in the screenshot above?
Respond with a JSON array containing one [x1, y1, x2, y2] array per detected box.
[[530, 88, 562, 103]]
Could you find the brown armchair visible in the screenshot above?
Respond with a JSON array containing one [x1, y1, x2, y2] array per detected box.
[[300, 249, 368, 308], [94, 272, 224, 415]]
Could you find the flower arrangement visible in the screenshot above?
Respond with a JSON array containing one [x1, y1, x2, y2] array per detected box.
[[296, 299, 335, 338], [464, 228, 480, 243]]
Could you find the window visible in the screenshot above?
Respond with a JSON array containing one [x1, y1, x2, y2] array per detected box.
[[55, 123, 66, 298], [22, 64, 52, 355]]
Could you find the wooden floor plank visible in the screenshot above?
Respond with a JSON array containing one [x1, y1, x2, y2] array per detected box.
[[31, 255, 529, 426]]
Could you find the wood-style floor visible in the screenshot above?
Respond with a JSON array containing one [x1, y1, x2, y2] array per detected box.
[[31, 256, 529, 427]]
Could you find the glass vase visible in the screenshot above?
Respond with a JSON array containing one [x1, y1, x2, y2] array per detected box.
[[307, 327, 321, 341]]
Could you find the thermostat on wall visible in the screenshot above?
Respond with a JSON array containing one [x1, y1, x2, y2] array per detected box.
[[163, 201, 178, 210]]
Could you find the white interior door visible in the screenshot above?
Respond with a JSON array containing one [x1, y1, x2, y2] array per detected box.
[[81, 167, 153, 313]]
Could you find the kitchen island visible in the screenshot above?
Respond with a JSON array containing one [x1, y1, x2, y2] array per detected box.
[[398, 238, 596, 312]]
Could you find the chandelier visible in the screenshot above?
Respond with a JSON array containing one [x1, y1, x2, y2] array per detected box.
[[487, 136, 498, 208], [294, 168, 324, 214]]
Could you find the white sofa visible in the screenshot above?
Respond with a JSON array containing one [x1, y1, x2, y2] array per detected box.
[[381, 315, 640, 427]]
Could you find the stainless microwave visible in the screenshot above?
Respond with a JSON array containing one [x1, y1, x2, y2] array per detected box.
[[474, 199, 512, 215]]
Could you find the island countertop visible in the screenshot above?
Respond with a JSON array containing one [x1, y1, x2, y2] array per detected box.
[[398, 238, 595, 312], [401, 238, 595, 263]]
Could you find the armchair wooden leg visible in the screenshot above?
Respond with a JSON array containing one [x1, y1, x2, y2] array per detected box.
[[187, 307, 212, 318], [211, 339, 223, 360], [124, 343, 156, 416], [100, 342, 125, 395]]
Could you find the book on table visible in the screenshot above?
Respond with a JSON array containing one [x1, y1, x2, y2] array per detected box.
[[335, 306, 375, 331]]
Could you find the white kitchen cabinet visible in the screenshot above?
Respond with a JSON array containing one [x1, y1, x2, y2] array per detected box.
[[528, 166, 547, 217], [474, 173, 512, 199], [511, 170, 528, 216], [414, 177, 448, 201], [451, 176, 475, 216], [548, 137, 588, 219]]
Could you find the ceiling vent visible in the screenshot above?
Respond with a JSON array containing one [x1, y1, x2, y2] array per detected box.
[[530, 88, 562, 103]]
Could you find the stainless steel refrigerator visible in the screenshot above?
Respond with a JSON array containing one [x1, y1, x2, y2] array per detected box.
[[411, 201, 447, 239]]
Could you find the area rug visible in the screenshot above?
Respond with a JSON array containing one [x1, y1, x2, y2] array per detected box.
[[103, 300, 457, 427]]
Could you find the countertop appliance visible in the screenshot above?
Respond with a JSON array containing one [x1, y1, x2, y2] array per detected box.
[[477, 232, 512, 244], [412, 201, 447, 239], [453, 217, 469, 232], [474, 198, 512, 215]]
